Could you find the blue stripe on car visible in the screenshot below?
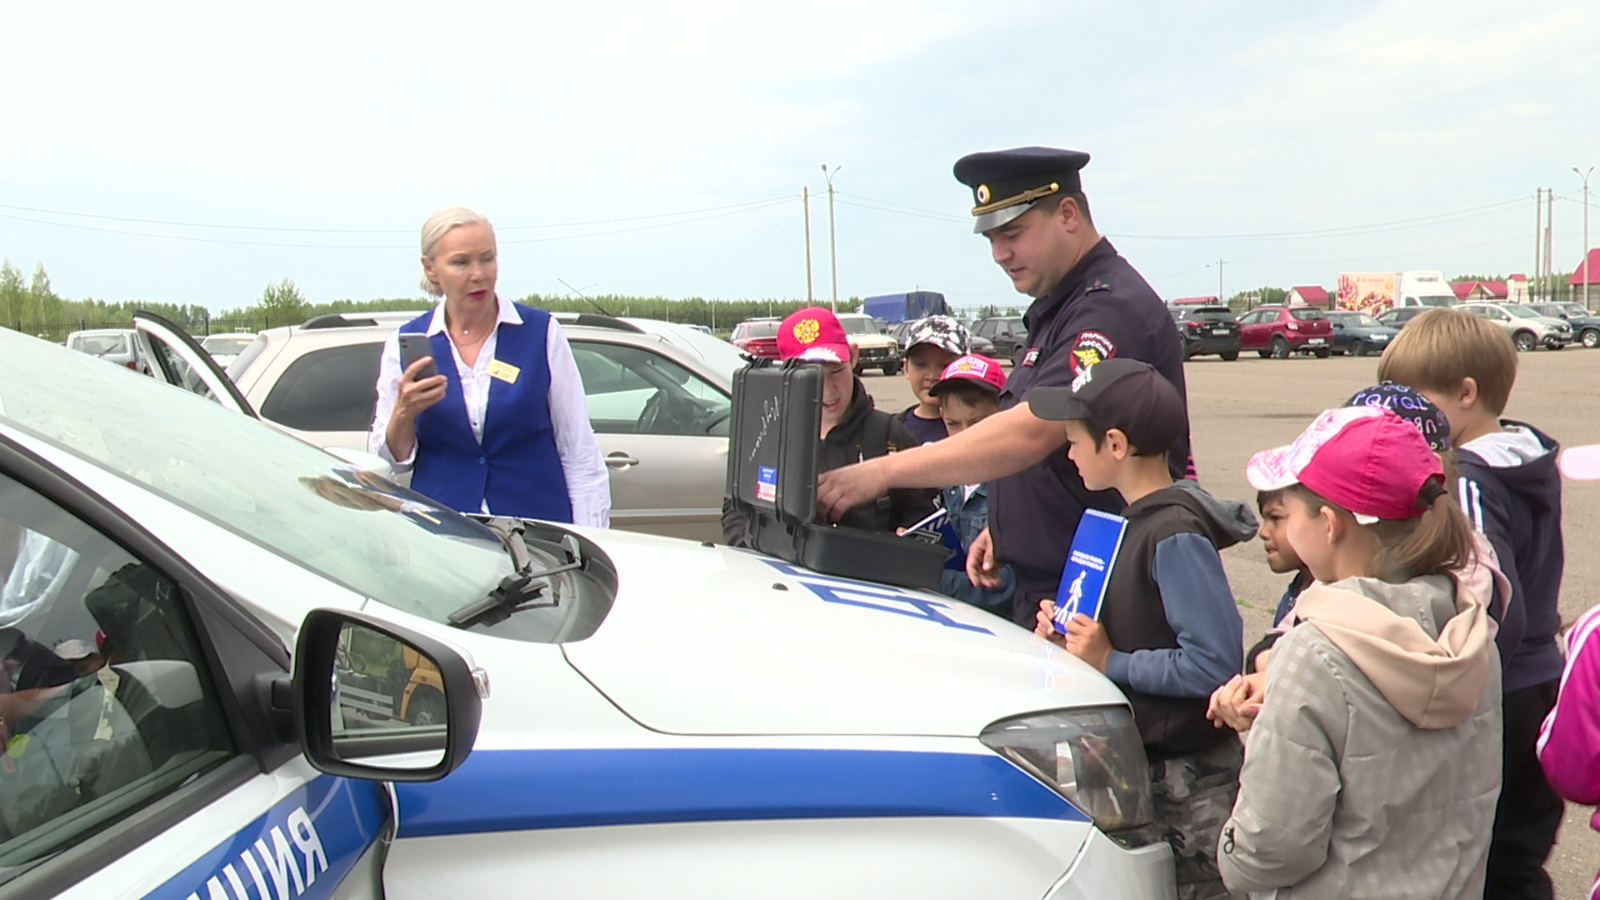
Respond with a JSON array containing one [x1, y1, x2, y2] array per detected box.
[[393, 748, 1084, 838]]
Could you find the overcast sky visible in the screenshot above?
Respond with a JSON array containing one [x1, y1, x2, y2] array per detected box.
[[4, 0, 1598, 313]]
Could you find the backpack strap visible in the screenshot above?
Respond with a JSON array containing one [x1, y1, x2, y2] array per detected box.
[[861, 411, 893, 461]]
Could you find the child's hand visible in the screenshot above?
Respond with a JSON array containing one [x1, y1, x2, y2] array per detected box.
[[966, 527, 1003, 589], [1034, 600, 1066, 648], [1062, 614, 1111, 672], [1207, 673, 1265, 732]]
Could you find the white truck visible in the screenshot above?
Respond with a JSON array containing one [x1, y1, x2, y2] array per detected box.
[[1335, 270, 1458, 316]]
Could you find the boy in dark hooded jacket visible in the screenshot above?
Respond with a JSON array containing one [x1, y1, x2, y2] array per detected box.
[[1378, 307, 1565, 900]]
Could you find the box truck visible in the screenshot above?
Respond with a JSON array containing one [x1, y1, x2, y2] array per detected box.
[[1335, 271, 1457, 316], [861, 291, 948, 323]]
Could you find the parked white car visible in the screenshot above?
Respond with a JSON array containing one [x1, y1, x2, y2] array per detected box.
[[0, 328, 1174, 899], [135, 310, 737, 542]]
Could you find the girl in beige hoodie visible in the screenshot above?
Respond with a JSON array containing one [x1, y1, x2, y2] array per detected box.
[[1218, 406, 1502, 900]]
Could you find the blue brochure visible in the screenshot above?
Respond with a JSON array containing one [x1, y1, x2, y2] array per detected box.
[[1052, 509, 1129, 634]]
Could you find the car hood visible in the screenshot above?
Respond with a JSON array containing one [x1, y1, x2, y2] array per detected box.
[[559, 527, 1126, 737]]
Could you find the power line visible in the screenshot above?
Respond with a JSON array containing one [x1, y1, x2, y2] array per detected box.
[[0, 197, 794, 249], [0, 195, 794, 235]]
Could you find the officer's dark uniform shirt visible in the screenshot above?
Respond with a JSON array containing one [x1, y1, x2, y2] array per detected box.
[[990, 237, 1192, 626]]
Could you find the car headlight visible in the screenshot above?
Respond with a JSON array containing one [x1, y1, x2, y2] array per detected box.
[[980, 706, 1154, 839]]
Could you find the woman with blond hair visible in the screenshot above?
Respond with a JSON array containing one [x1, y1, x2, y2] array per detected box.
[[368, 206, 609, 525]]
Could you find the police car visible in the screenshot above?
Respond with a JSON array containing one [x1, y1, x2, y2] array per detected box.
[[0, 327, 1173, 899]]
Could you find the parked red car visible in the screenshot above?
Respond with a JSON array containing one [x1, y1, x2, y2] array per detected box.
[[729, 318, 781, 359], [1236, 306, 1334, 358]]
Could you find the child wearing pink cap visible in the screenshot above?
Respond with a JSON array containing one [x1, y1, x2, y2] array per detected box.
[[926, 355, 1014, 614], [1218, 406, 1501, 900]]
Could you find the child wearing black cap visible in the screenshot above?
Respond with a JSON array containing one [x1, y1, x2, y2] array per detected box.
[[1027, 358, 1254, 900]]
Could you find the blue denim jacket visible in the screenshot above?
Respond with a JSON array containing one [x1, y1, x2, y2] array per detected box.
[[937, 483, 1016, 616]]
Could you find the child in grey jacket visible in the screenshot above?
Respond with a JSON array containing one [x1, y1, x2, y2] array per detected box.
[[1220, 406, 1501, 900]]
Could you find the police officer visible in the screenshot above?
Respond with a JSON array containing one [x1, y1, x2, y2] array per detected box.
[[817, 146, 1192, 627]]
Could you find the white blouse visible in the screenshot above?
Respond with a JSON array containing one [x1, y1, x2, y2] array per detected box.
[[368, 297, 611, 527]]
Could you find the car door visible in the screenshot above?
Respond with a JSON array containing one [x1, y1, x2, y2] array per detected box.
[[132, 312, 257, 419], [1236, 311, 1263, 349], [568, 339, 730, 543], [0, 436, 390, 900], [134, 314, 391, 475]]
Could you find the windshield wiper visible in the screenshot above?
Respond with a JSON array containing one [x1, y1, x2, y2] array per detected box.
[[448, 521, 584, 629]]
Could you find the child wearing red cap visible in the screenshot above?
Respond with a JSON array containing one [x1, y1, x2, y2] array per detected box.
[[926, 355, 1014, 614], [721, 308, 936, 545], [1218, 406, 1501, 900]]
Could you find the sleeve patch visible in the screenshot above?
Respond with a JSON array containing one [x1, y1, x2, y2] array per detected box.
[[1069, 330, 1117, 376]]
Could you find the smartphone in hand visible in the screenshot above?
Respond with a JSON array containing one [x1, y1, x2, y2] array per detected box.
[[397, 333, 439, 380]]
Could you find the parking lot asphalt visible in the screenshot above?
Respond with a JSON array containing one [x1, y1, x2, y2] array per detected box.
[[863, 349, 1600, 899]]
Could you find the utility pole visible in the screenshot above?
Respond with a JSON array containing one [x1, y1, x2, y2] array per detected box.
[[1535, 189, 1544, 300], [822, 163, 842, 312], [1216, 259, 1225, 304], [1545, 188, 1555, 302], [802, 187, 814, 304], [1577, 167, 1594, 310]]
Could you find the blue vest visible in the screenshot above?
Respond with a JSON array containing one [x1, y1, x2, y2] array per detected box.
[[399, 305, 574, 522]]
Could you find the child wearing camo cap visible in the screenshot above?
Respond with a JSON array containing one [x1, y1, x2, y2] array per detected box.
[[892, 316, 969, 444]]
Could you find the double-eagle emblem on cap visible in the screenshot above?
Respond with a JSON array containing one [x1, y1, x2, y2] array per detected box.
[[952, 356, 989, 377], [793, 318, 821, 345]]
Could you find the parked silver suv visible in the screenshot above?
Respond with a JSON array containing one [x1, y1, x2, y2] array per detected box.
[[1457, 302, 1572, 351], [137, 310, 738, 542]]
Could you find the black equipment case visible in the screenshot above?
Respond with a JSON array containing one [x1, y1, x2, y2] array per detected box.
[[726, 359, 949, 590]]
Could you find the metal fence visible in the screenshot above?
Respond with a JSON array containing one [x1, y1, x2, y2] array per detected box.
[[8, 314, 304, 345]]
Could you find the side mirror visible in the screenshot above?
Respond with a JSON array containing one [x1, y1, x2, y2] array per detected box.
[[292, 609, 483, 782]]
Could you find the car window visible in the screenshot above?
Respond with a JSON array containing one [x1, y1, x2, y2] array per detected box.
[[1289, 309, 1326, 321], [258, 342, 383, 432], [837, 317, 876, 336], [571, 342, 732, 437], [72, 335, 129, 356], [143, 336, 217, 401], [742, 322, 778, 339], [0, 473, 234, 882]]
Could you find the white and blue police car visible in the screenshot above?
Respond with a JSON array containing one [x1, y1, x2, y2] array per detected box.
[[0, 326, 1173, 899]]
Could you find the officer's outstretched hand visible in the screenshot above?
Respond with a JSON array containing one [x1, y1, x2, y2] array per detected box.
[[816, 459, 890, 521]]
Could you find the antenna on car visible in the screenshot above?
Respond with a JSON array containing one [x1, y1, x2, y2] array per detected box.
[[557, 278, 614, 317]]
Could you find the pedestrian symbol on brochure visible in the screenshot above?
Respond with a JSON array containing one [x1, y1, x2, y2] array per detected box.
[[1052, 508, 1128, 633], [756, 466, 777, 503]]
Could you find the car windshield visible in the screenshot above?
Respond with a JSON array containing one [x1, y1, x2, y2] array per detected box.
[[742, 322, 779, 338], [1332, 312, 1382, 328], [645, 323, 746, 381], [1417, 296, 1457, 308], [1504, 305, 1543, 319], [1289, 309, 1327, 320], [1562, 304, 1589, 316], [0, 331, 573, 636], [838, 317, 879, 336]]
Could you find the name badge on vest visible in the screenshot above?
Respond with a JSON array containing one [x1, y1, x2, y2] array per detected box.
[[487, 360, 521, 384]]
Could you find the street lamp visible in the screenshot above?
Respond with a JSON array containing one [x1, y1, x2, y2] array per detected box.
[[1576, 166, 1594, 311], [821, 163, 842, 312]]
